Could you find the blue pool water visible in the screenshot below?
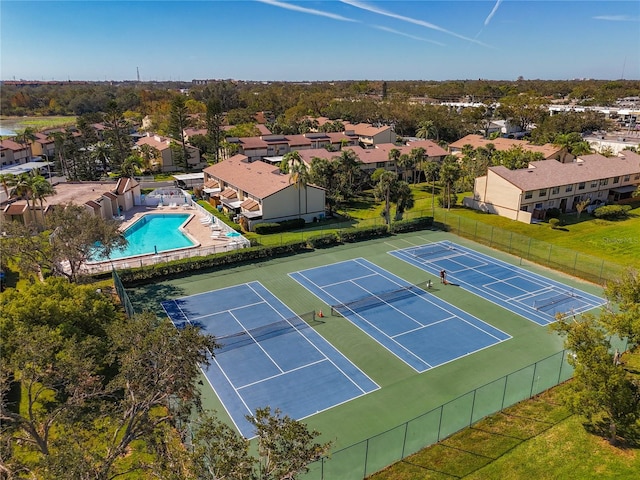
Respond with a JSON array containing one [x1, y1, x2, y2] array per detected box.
[[225, 231, 241, 237], [92, 214, 195, 261]]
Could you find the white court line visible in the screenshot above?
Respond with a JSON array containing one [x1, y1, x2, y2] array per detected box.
[[245, 282, 376, 394]]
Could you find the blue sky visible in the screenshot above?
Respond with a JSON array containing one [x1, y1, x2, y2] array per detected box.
[[1, 1, 639, 81]]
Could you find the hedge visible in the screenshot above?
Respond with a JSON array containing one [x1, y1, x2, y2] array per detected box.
[[254, 218, 306, 234], [389, 217, 433, 234], [119, 241, 309, 285], [337, 225, 389, 243], [306, 233, 339, 249]]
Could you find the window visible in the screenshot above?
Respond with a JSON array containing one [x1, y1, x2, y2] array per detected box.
[[600, 178, 609, 186], [613, 176, 620, 184], [598, 191, 604, 197], [591, 180, 598, 188], [551, 186, 560, 195], [538, 189, 547, 197], [548, 200, 555, 207], [624, 175, 630, 182], [635, 174, 640, 180], [534, 203, 543, 209], [578, 182, 585, 190], [565, 185, 573, 192], [524, 191, 533, 199], [520, 205, 528, 212]]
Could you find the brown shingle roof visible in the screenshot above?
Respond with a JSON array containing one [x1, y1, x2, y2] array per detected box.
[[3, 202, 27, 214], [490, 151, 640, 191], [449, 134, 563, 159], [203, 154, 292, 199]]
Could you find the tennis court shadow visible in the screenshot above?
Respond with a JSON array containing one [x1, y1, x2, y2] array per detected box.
[[128, 283, 188, 315]]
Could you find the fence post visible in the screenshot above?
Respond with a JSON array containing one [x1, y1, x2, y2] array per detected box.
[[573, 252, 578, 275], [599, 260, 604, 284], [501, 375, 508, 409], [363, 439, 369, 479], [457, 216, 461, 234], [509, 232, 513, 253], [557, 350, 565, 385], [547, 245, 553, 263], [401, 422, 409, 459], [529, 362, 539, 398], [489, 227, 494, 247], [527, 237, 532, 260], [470, 389, 477, 426], [474, 221, 478, 240], [437, 405, 444, 441]]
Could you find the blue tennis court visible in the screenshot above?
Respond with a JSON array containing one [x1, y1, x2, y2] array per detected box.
[[161, 282, 378, 438], [289, 259, 510, 373], [389, 240, 606, 326]]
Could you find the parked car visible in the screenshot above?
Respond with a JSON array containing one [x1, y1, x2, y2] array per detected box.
[[586, 199, 606, 214]]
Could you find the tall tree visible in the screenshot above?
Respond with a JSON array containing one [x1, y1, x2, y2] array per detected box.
[[169, 94, 191, 172], [30, 175, 56, 227], [410, 147, 425, 184], [416, 120, 438, 141], [551, 313, 640, 445], [439, 156, 461, 210], [247, 406, 331, 480], [601, 269, 640, 350], [423, 160, 440, 217], [283, 151, 309, 218], [15, 127, 36, 161], [309, 157, 338, 216], [103, 101, 132, 173], [205, 96, 224, 164], [373, 170, 398, 225], [387, 148, 401, 175], [392, 180, 415, 220], [46, 204, 127, 282]]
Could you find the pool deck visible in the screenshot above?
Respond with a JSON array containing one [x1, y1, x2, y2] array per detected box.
[[80, 205, 249, 274]]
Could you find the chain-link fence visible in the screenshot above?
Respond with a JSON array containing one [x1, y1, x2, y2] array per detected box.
[[304, 349, 575, 480], [112, 267, 135, 317], [431, 209, 625, 285]]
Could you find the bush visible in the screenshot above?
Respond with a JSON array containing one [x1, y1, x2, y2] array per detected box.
[[437, 192, 458, 208], [254, 218, 306, 234], [390, 217, 433, 234], [119, 241, 310, 285], [593, 204, 632, 220], [254, 223, 281, 234], [545, 207, 561, 219], [548, 218, 561, 229], [306, 233, 339, 249], [338, 225, 389, 243]]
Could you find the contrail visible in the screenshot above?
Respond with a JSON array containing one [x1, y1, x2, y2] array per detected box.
[[256, 0, 358, 22], [340, 0, 491, 47]]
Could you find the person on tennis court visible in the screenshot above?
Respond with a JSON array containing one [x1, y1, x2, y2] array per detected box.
[[440, 269, 447, 284]]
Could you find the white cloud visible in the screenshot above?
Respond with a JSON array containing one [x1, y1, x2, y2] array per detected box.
[[340, 0, 491, 47], [372, 25, 445, 46], [256, 0, 358, 22], [484, 0, 503, 26], [593, 15, 640, 22]]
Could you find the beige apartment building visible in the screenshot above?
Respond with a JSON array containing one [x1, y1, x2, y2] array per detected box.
[[465, 151, 640, 223]]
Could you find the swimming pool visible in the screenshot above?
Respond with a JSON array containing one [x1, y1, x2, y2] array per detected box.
[[91, 213, 196, 262]]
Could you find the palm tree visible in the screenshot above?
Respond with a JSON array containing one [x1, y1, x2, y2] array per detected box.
[[0, 173, 16, 201], [120, 154, 142, 178], [416, 120, 438, 141], [410, 147, 425, 184], [283, 151, 309, 218], [31, 175, 56, 226], [91, 141, 111, 173], [388, 148, 401, 175], [393, 181, 415, 221], [138, 144, 160, 173], [423, 161, 440, 217], [16, 127, 37, 161], [373, 170, 398, 225], [439, 156, 461, 210], [13, 173, 35, 222]]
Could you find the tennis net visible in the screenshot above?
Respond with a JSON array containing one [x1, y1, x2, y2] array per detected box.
[[214, 311, 318, 353], [533, 290, 576, 311], [413, 244, 456, 259], [331, 283, 428, 317]]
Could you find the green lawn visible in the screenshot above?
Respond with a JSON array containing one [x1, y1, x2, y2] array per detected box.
[[0, 115, 76, 133], [370, 379, 640, 480]]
